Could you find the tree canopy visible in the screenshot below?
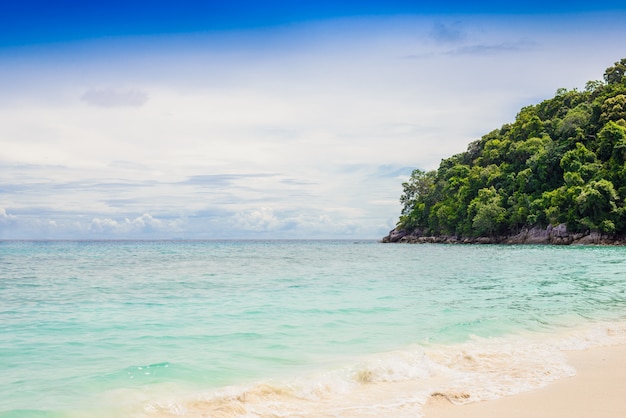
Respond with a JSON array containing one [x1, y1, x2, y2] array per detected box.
[[397, 58, 626, 237]]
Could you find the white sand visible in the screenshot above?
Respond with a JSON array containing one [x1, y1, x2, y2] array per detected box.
[[425, 344, 626, 418]]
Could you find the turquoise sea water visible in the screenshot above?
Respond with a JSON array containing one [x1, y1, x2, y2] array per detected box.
[[1, 240, 626, 417]]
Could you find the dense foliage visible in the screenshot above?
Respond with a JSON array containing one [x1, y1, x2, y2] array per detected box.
[[399, 58, 626, 237]]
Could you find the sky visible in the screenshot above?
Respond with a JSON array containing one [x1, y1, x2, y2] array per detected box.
[[2, 1, 626, 239]]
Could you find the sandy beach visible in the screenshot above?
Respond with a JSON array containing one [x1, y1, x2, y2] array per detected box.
[[425, 343, 626, 418]]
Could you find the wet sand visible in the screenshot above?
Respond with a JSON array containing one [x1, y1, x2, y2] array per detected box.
[[425, 343, 626, 418]]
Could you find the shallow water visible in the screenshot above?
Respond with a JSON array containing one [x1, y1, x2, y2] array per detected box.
[[1, 240, 625, 417]]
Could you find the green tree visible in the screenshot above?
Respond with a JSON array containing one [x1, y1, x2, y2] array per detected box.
[[540, 186, 579, 227], [597, 121, 626, 161], [400, 169, 434, 215], [585, 80, 605, 94], [576, 179, 619, 232], [604, 58, 626, 85], [556, 103, 592, 140], [560, 143, 601, 183], [398, 169, 436, 229], [600, 94, 626, 124], [468, 187, 506, 236]]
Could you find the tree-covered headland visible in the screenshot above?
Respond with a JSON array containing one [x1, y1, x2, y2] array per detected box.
[[388, 58, 626, 244]]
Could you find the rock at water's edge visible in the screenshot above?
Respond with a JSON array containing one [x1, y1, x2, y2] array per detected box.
[[382, 224, 624, 246]]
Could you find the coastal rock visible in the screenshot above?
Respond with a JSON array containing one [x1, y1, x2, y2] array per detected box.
[[382, 223, 623, 246], [573, 231, 603, 245], [503, 226, 552, 244], [548, 223, 572, 245], [382, 228, 408, 243]]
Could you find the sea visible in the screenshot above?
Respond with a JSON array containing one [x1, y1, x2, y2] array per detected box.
[[1, 240, 626, 418]]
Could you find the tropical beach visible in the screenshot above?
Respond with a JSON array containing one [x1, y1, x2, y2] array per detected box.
[[3, 2, 626, 418]]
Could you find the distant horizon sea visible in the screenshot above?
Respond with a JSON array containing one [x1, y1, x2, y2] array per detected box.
[[1, 240, 626, 417]]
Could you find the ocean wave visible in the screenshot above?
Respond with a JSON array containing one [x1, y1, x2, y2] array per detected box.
[[132, 320, 626, 418]]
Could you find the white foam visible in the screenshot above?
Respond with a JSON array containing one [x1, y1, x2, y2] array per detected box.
[[129, 319, 626, 417]]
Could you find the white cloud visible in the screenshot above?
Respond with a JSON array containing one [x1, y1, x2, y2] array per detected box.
[[0, 211, 64, 239], [80, 87, 148, 108], [0, 207, 17, 223], [89, 213, 184, 236], [89, 217, 120, 233], [231, 208, 282, 232]]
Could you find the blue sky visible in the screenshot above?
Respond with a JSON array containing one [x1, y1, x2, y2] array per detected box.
[[2, 1, 626, 239], [3, 1, 626, 46]]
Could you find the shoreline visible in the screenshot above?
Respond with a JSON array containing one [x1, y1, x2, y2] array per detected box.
[[382, 223, 626, 245], [424, 343, 626, 418]]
